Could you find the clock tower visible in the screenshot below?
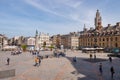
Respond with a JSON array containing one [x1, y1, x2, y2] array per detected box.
[[95, 10, 103, 30]]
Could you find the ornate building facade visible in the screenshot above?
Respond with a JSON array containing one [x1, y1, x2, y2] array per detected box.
[[79, 10, 120, 49], [51, 34, 61, 48], [26, 37, 35, 50], [35, 30, 50, 50], [51, 32, 79, 49]]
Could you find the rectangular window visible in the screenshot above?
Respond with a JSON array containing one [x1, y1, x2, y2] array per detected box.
[[106, 38, 109, 41], [99, 38, 101, 41], [103, 38, 105, 41], [103, 43, 104, 46], [99, 43, 101, 46], [111, 38, 113, 41], [94, 38, 97, 42], [115, 37, 117, 41]]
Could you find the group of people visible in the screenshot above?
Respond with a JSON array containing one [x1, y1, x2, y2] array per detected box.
[[5, 49, 117, 79], [11, 50, 22, 55], [90, 54, 96, 59], [6, 57, 41, 67], [53, 51, 66, 58], [99, 56, 115, 79], [30, 50, 39, 55]]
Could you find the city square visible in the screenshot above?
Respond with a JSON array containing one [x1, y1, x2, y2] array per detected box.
[[0, 0, 120, 80], [0, 50, 120, 80]]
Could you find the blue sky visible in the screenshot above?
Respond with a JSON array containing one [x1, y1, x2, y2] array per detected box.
[[0, 0, 120, 37]]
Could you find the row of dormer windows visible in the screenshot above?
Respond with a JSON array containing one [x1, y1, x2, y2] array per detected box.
[[80, 37, 118, 42]]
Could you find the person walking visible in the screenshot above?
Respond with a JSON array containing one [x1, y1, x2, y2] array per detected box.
[[109, 56, 112, 63], [110, 66, 115, 79], [36, 57, 39, 67], [38, 57, 41, 66], [7, 57, 10, 65], [73, 56, 77, 62], [90, 54, 92, 59], [34, 57, 38, 66], [94, 54, 96, 60], [99, 63, 103, 75]]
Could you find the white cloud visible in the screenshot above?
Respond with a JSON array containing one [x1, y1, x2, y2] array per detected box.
[[63, 0, 82, 8], [53, 0, 82, 8], [1, 0, 105, 37], [23, 0, 99, 30], [24, 0, 66, 17], [24, 0, 84, 22]]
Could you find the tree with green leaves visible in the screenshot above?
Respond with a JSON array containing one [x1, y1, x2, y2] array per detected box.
[[43, 41, 46, 50], [49, 44, 54, 51], [21, 44, 27, 52]]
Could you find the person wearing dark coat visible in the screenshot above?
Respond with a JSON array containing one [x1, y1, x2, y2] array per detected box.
[[109, 56, 112, 62], [99, 63, 103, 75], [38, 58, 41, 66], [73, 56, 77, 62], [110, 66, 115, 79], [7, 57, 10, 65]]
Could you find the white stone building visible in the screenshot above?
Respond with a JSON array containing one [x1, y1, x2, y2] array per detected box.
[[26, 37, 35, 50], [35, 30, 50, 50], [68, 36, 79, 49], [0, 34, 8, 50]]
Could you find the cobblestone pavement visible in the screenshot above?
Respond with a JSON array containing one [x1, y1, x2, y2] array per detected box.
[[0, 50, 120, 80]]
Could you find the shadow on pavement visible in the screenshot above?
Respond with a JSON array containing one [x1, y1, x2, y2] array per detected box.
[[66, 56, 111, 80]]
